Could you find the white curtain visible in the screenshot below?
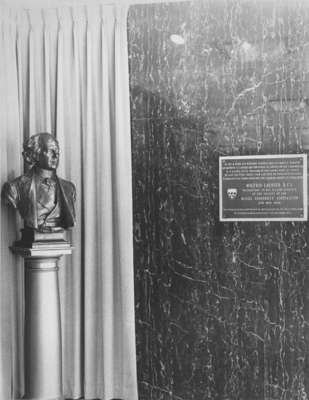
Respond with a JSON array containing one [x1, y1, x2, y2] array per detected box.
[[0, 4, 138, 400]]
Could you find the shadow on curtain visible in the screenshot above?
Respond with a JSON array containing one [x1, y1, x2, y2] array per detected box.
[[0, 4, 138, 400]]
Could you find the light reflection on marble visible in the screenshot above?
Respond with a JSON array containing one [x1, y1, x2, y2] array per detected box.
[[128, 1, 309, 399]]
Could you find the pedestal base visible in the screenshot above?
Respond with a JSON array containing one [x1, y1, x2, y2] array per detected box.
[[12, 239, 72, 400]]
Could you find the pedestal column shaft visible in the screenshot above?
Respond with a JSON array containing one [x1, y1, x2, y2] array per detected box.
[[24, 257, 62, 400]]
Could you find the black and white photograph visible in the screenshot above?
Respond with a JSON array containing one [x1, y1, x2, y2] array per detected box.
[[1, 0, 309, 399]]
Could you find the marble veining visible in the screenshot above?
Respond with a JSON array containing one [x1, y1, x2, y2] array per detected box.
[[128, 1, 309, 399]]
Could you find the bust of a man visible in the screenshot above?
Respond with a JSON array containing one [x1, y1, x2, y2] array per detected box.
[[2, 133, 76, 233]]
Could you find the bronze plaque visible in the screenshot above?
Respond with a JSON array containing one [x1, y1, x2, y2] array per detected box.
[[219, 154, 307, 221]]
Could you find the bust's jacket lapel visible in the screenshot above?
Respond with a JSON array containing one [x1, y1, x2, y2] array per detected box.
[[29, 172, 38, 229], [19, 170, 38, 229], [56, 176, 76, 228]]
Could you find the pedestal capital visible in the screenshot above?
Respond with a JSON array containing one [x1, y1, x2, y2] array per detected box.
[[11, 242, 73, 258], [11, 230, 73, 258]]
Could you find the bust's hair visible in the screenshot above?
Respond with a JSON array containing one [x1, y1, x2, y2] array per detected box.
[[23, 133, 59, 166]]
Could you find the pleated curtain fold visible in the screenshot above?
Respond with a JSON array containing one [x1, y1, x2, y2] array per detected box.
[[0, 4, 138, 400]]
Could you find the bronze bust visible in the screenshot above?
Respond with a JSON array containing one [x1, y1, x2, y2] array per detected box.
[[2, 133, 76, 233]]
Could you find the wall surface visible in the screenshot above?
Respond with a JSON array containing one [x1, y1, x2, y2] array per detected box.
[[128, 1, 309, 399]]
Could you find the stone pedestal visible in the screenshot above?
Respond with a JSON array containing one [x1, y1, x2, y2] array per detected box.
[[12, 237, 72, 400]]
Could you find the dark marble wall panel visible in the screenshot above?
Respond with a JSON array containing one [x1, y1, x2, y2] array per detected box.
[[128, 1, 309, 399]]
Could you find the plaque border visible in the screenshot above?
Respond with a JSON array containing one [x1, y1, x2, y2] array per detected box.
[[219, 154, 308, 222]]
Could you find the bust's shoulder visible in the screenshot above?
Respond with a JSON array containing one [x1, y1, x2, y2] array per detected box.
[[2, 173, 32, 207], [57, 177, 76, 199], [4, 173, 32, 190], [58, 177, 75, 190], [7, 174, 32, 186]]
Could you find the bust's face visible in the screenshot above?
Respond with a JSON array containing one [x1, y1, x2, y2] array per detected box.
[[37, 138, 60, 170]]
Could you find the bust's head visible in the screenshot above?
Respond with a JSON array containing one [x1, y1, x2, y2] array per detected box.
[[23, 133, 60, 171]]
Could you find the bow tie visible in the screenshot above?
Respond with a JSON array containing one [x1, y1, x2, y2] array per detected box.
[[40, 177, 57, 189]]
